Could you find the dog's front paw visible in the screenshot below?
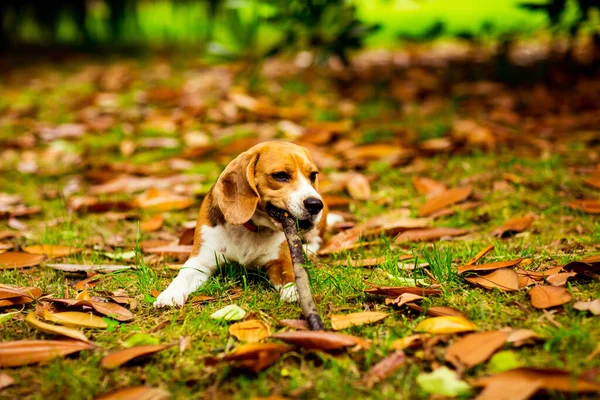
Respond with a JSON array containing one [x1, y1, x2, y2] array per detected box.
[[153, 288, 188, 308], [279, 283, 299, 303]]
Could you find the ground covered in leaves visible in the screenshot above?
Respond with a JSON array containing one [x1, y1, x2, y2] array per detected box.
[[1, 47, 600, 399]]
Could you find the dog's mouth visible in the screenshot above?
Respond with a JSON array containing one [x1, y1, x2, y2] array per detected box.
[[266, 203, 313, 231]]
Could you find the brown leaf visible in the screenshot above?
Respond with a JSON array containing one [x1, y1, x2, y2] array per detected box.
[[0, 252, 46, 269], [25, 312, 91, 343], [563, 255, 600, 276], [330, 311, 388, 330], [229, 320, 271, 343], [491, 215, 534, 238], [426, 306, 466, 318], [464, 244, 495, 266], [584, 176, 600, 189], [546, 272, 577, 286], [318, 229, 361, 255], [270, 331, 370, 351], [505, 329, 542, 347], [427, 201, 482, 219], [385, 293, 423, 306], [48, 298, 134, 321], [345, 257, 386, 268], [216, 343, 293, 373], [96, 386, 171, 400], [280, 319, 309, 331], [345, 172, 371, 200], [390, 334, 429, 350], [567, 199, 600, 214], [528, 286, 572, 309], [445, 331, 509, 368], [141, 215, 164, 232], [46, 264, 132, 273], [515, 266, 564, 280], [364, 284, 442, 297], [0, 373, 14, 390], [473, 368, 600, 399], [573, 299, 600, 315], [464, 269, 520, 292], [458, 258, 523, 274], [394, 227, 469, 243], [418, 187, 472, 217], [322, 194, 351, 208], [144, 245, 193, 256], [0, 284, 42, 300], [100, 345, 172, 369], [412, 177, 447, 196], [0, 340, 94, 367], [361, 350, 406, 388], [22, 245, 79, 259], [134, 188, 193, 211]]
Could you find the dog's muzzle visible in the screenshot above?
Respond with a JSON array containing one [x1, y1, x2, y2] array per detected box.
[[266, 203, 315, 231]]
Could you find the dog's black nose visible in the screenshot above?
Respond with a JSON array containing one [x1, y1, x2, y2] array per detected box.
[[304, 197, 323, 215]]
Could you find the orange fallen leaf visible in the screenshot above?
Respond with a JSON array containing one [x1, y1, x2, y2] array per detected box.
[[271, 331, 370, 351], [22, 245, 79, 259], [364, 284, 442, 297], [385, 293, 423, 306], [48, 298, 134, 321], [0, 284, 42, 301], [0, 340, 94, 367], [345, 257, 386, 268], [215, 343, 293, 373], [0, 373, 14, 390], [394, 227, 469, 243], [96, 386, 171, 400], [583, 176, 600, 190], [464, 245, 495, 266], [134, 188, 193, 211], [0, 252, 46, 269], [424, 306, 467, 318], [458, 258, 523, 274], [505, 329, 542, 347], [330, 311, 388, 330], [546, 272, 577, 286], [528, 286, 572, 309], [445, 330, 509, 368], [567, 199, 600, 214], [428, 201, 482, 219], [418, 187, 472, 217], [361, 350, 407, 388], [464, 269, 520, 292], [491, 215, 534, 238], [140, 214, 164, 232], [279, 319, 309, 331], [346, 172, 371, 200], [412, 177, 447, 197], [229, 320, 271, 343], [391, 334, 429, 350], [100, 344, 172, 369]]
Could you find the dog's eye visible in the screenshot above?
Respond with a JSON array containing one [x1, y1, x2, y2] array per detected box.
[[271, 172, 291, 182], [309, 172, 318, 183]]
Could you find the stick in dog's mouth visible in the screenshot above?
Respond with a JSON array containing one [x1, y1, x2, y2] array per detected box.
[[266, 203, 313, 230]]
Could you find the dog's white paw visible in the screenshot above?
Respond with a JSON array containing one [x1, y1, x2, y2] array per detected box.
[[153, 288, 188, 308], [279, 283, 299, 303]]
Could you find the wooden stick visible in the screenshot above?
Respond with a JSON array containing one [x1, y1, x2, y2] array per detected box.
[[280, 214, 324, 331]]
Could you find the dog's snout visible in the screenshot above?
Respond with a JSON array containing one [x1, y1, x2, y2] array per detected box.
[[303, 197, 323, 215]]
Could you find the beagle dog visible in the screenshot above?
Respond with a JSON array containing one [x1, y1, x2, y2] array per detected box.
[[154, 141, 327, 307]]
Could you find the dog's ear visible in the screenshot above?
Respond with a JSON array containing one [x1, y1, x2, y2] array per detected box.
[[214, 150, 260, 225]]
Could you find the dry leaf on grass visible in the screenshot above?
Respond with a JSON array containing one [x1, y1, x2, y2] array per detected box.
[[48, 298, 134, 321], [96, 386, 171, 400], [567, 199, 600, 214], [415, 316, 478, 334], [0, 373, 14, 390], [141, 215, 164, 232], [46, 263, 132, 272], [361, 350, 406, 388], [280, 319, 309, 331], [100, 344, 172, 369], [464, 245, 495, 266], [346, 172, 371, 200], [583, 176, 600, 189], [391, 334, 429, 351], [424, 306, 467, 318], [25, 312, 90, 343], [0, 252, 46, 269], [134, 188, 193, 211], [464, 269, 520, 292], [418, 186, 472, 217], [573, 299, 600, 315], [330, 311, 388, 330], [144, 245, 193, 256], [528, 286, 572, 309], [505, 329, 542, 347], [491, 215, 534, 238], [43, 311, 107, 329], [229, 320, 271, 343], [209, 343, 293, 373], [385, 293, 423, 306], [271, 331, 370, 351], [22, 245, 79, 259], [445, 331, 509, 368], [562, 255, 600, 277], [458, 258, 523, 274], [473, 368, 600, 400], [0, 340, 94, 367], [412, 177, 446, 197], [546, 272, 577, 286], [394, 227, 469, 243], [364, 284, 442, 297], [0, 284, 42, 300], [345, 257, 386, 268]]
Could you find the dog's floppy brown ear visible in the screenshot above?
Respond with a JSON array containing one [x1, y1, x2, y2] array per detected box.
[[214, 150, 260, 225]]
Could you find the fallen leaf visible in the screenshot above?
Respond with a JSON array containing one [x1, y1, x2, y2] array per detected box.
[[361, 350, 406, 388], [144, 245, 193, 256], [45, 264, 132, 272], [22, 245, 79, 259], [43, 311, 108, 329], [546, 272, 577, 286], [210, 304, 246, 321], [364, 285, 442, 297], [100, 344, 172, 369], [179, 337, 192, 353], [445, 331, 509, 368], [330, 311, 388, 330], [412, 177, 447, 196], [563, 255, 600, 276], [491, 215, 534, 238], [141, 214, 164, 232], [505, 329, 542, 347], [318, 229, 361, 255], [416, 366, 472, 397], [473, 368, 600, 399], [528, 286, 572, 309], [96, 386, 171, 400], [0, 252, 46, 269], [573, 299, 600, 315], [427, 201, 482, 219], [0, 340, 94, 367], [464, 244, 495, 266], [270, 331, 370, 351], [229, 320, 271, 343], [25, 312, 90, 343], [76, 290, 91, 301], [425, 306, 467, 318], [391, 334, 429, 350], [385, 293, 423, 306], [458, 258, 524, 274], [567, 199, 600, 214], [418, 187, 472, 217], [414, 316, 478, 334], [216, 343, 293, 373], [346, 172, 371, 200], [48, 298, 134, 321], [464, 269, 520, 292], [280, 319, 309, 331], [134, 188, 193, 211], [394, 227, 469, 242], [0, 284, 42, 300], [0, 373, 14, 390], [583, 176, 600, 189], [345, 257, 386, 268]]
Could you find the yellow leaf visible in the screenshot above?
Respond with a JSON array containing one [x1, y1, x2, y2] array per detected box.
[[22, 245, 78, 259], [229, 320, 271, 343], [43, 311, 107, 329], [25, 312, 90, 343], [414, 316, 478, 334], [76, 290, 91, 301], [330, 311, 388, 330]]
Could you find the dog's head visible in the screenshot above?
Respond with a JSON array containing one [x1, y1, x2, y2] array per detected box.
[[214, 141, 323, 231]]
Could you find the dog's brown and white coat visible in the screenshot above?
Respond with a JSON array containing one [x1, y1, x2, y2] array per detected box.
[[154, 141, 327, 307]]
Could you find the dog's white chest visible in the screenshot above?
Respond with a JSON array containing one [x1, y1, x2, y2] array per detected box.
[[200, 224, 285, 266]]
